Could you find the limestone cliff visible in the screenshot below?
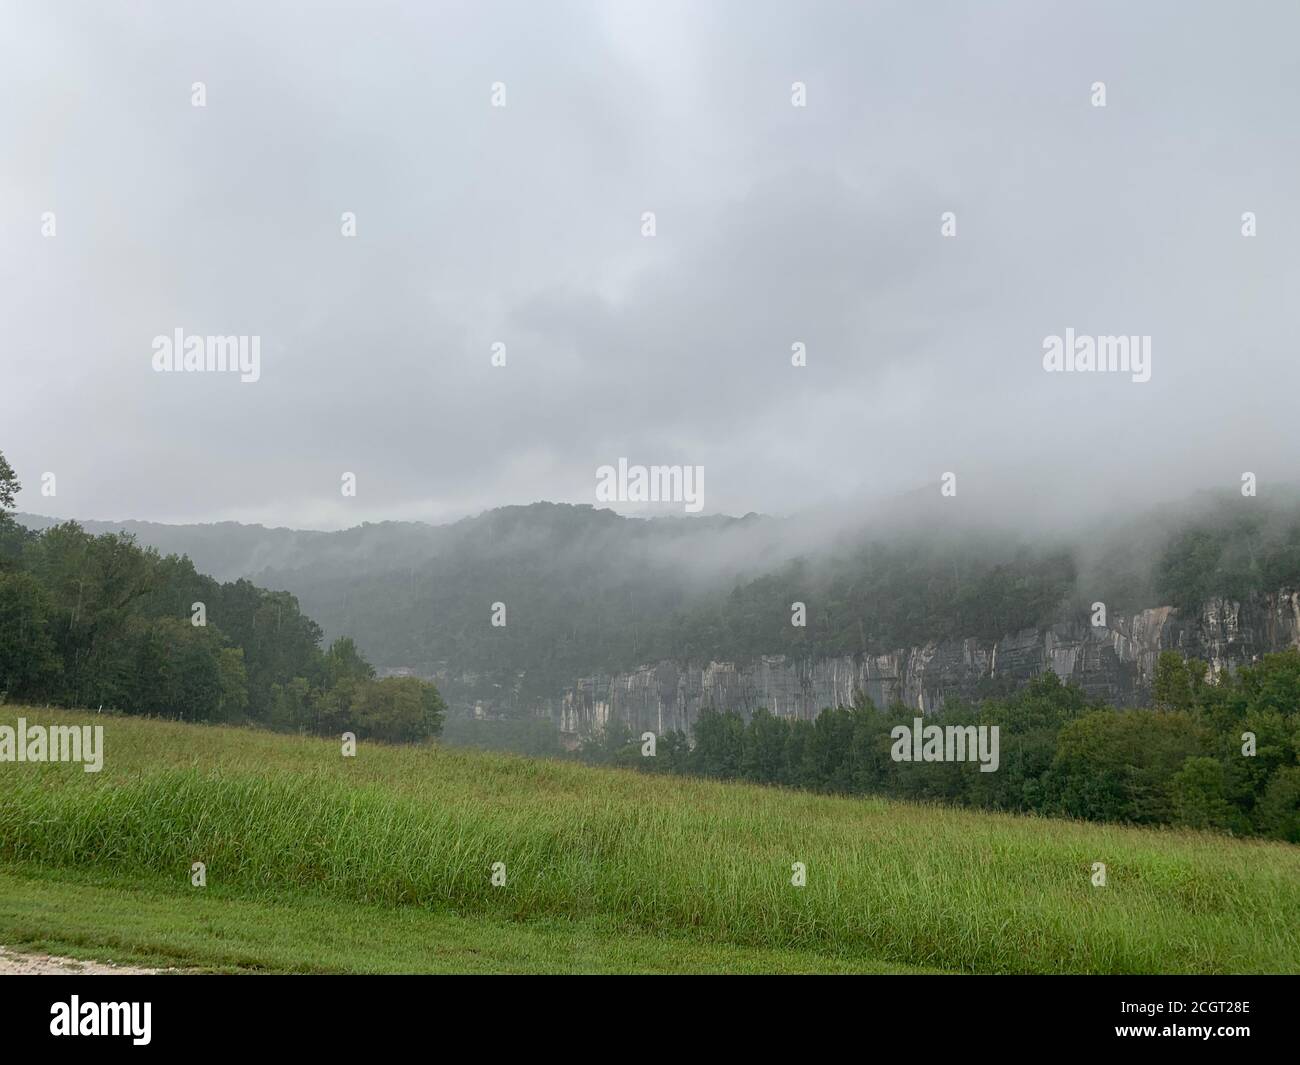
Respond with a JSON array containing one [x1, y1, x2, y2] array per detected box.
[[554, 589, 1300, 739]]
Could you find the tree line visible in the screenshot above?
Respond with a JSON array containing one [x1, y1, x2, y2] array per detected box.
[[0, 450, 445, 742], [581, 652, 1300, 843]]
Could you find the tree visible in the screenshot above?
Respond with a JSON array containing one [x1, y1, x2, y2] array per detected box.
[[1256, 767, 1300, 843], [578, 718, 633, 766], [656, 729, 691, 773], [310, 637, 376, 733], [1153, 651, 1205, 711], [1051, 709, 1209, 824], [216, 647, 249, 720], [324, 637, 375, 685], [119, 617, 239, 721], [351, 676, 447, 743], [268, 676, 312, 731], [690, 708, 745, 779], [0, 571, 61, 699], [0, 449, 25, 571], [0, 449, 19, 512], [1169, 757, 1239, 832], [741, 708, 789, 784]]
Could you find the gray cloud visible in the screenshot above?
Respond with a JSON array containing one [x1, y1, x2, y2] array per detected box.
[[2, 0, 1297, 529]]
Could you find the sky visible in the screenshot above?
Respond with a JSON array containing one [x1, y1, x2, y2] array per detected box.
[[2, 0, 1297, 531]]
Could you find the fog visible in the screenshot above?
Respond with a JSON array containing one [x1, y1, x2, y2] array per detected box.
[[3, 0, 1297, 533]]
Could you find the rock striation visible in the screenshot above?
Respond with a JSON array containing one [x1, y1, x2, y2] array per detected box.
[[554, 589, 1300, 739]]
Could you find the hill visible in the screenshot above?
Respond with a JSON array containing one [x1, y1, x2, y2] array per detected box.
[[18, 491, 1300, 720]]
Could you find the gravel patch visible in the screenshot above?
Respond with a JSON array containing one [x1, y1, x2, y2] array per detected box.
[[0, 946, 172, 975]]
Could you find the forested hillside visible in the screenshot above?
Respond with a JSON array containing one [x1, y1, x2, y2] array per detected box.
[[0, 451, 444, 742], [14, 443, 1300, 720], [23, 491, 1300, 710]]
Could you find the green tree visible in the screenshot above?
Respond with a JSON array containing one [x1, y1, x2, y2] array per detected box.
[[1051, 710, 1208, 824], [1255, 766, 1300, 843], [0, 571, 61, 699], [120, 617, 237, 721], [1168, 757, 1240, 831], [656, 729, 691, 773], [0, 450, 25, 572], [1153, 652, 1206, 711], [351, 676, 447, 743], [741, 708, 789, 784], [216, 647, 249, 720], [0, 450, 19, 512], [268, 676, 312, 731], [690, 708, 745, 779]]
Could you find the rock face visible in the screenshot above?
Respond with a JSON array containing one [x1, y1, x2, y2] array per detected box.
[[554, 589, 1300, 739]]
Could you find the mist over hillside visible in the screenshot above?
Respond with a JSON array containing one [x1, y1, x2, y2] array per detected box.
[[18, 486, 1300, 714]]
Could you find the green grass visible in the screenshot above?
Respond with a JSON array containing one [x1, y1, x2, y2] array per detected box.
[[0, 865, 925, 973], [0, 707, 1297, 974]]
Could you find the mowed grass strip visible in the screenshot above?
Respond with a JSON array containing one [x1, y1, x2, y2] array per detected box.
[[0, 708, 1297, 974], [0, 865, 928, 974]]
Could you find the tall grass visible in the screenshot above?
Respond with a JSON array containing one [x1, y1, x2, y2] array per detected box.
[[0, 708, 1296, 973]]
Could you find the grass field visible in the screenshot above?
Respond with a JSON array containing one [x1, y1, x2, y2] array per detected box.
[[0, 707, 1297, 974]]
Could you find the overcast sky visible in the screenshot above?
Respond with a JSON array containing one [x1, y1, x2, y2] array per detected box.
[[2, 0, 1297, 530]]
